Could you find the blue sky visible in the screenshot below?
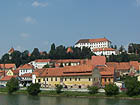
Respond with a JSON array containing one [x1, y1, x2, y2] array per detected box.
[[0, 0, 140, 56]]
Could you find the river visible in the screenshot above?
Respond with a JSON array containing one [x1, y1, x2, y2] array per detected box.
[[0, 94, 140, 105]]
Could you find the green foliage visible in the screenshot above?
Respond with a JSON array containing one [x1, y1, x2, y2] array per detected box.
[[43, 64, 50, 68], [124, 76, 140, 96], [6, 77, 19, 94], [88, 86, 99, 94], [56, 84, 63, 94], [104, 84, 119, 96], [27, 83, 41, 96]]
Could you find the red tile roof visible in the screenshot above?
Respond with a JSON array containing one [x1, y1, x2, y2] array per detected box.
[[92, 56, 106, 66], [66, 47, 73, 53], [35, 59, 51, 63], [0, 64, 16, 69], [76, 38, 110, 44], [8, 48, 15, 54], [18, 64, 34, 70], [93, 48, 115, 52], [33, 64, 114, 77], [20, 73, 32, 77], [0, 75, 17, 81], [106, 61, 140, 71]]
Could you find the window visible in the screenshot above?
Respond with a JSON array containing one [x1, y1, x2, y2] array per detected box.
[[105, 78, 107, 82], [38, 79, 40, 83], [75, 78, 77, 81], [65, 78, 67, 81], [79, 78, 80, 81], [89, 78, 91, 81], [108, 78, 110, 82], [46, 78, 48, 81], [43, 78, 45, 81], [55, 77, 57, 81], [70, 78, 72, 81], [51, 78, 53, 81]]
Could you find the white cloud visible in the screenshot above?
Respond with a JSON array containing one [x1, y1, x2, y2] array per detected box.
[[24, 16, 36, 24], [20, 33, 30, 38], [32, 1, 48, 7], [136, 0, 140, 7]]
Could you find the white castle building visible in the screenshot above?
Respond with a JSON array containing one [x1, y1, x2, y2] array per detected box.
[[75, 38, 116, 56]]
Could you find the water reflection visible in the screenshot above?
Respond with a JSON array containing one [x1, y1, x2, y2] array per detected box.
[[0, 94, 140, 105]]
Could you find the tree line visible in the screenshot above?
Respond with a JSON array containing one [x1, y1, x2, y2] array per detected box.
[[0, 43, 94, 67]]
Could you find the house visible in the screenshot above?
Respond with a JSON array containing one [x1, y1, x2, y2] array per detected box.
[[29, 59, 51, 69], [0, 75, 17, 86], [32, 63, 115, 89], [18, 64, 34, 76], [8, 47, 15, 55], [75, 38, 111, 51], [106, 61, 140, 76], [93, 48, 116, 56], [20, 73, 32, 86], [0, 64, 16, 71], [6, 69, 19, 76]]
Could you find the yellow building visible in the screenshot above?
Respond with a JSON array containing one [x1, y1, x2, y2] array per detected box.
[[33, 64, 114, 89]]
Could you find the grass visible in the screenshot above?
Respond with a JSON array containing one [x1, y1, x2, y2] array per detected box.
[[1, 88, 140, 99]]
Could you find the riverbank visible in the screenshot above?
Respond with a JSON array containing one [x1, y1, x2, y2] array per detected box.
[[1, 88, 140, 99]]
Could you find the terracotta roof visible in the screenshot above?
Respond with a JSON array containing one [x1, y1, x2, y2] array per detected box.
[[76, 38, 110, 44], [33, 64, 114, 77], [51, 59, 83, 63], [8, 48, 14, 54], [66, 47, 73, 53], [0, 64, 16, 69], [92, 56, 106, 66], [20, 73, 32, 77], [18, 64, 34, 70], [0, 75, 17, 81], [93, 48, 115, 52], [106, 61, 140, 71], [35, 59, 51, 63], [12, 70, 19, 75]]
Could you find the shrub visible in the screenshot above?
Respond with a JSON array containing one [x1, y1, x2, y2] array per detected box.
[[6, 77, 19, 94], [104, 83, 119, 96], [56, 84, 63, 94], [88, 86, 99, 94], [125, 76, 140, 96], [27, 83, 41, 95]]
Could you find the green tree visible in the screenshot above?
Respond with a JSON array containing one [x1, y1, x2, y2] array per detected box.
[[104, 84, 119, 96], [56, 84, 63, 94], [30, 48, 41, 61], [6, 77, 19, 94], [125, 76, 140, 96], [27, 83, 41, 96], [88, 86, 99, 94], [43, 64, 50, 68]]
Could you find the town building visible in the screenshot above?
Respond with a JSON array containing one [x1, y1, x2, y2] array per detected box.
[[18, 64, 34, 76], [75, 38, 116, 56], [0, 64, 16, 71]]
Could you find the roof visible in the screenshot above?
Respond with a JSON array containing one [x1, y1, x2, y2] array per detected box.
[[92, 56, 106, 66], [0, 75, 17, 81], [106, 61, 140, 71], [8, 48, 15, 54], [0, 64, 16, 69], [35, 59, 51, 63], [51, 59, 83, 63], [93, 48, 115, 52], [11, 70, 19, 75], [66, 47, 73, 53], [75, 38, 110, 44], [33, 64, 114, 77], [20, 73, 32, 77], [18, 64, 34, 70]]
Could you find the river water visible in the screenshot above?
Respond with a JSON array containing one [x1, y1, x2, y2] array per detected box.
[[0, 94, 140, 105]]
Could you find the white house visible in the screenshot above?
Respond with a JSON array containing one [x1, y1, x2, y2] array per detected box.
[[93, 48, 116, 56], [29, 59, 51, 69], [18, 64, 34, 76], [75, 38, 111, 51]]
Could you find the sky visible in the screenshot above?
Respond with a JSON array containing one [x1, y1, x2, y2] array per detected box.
[[0, 0, 140, 56]]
